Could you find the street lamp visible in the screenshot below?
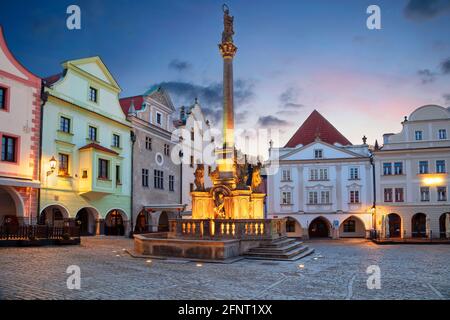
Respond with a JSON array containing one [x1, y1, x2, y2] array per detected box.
[[47, 156, 57, 176]]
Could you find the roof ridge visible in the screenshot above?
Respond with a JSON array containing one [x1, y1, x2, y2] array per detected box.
[[284, 110, 352, 148]]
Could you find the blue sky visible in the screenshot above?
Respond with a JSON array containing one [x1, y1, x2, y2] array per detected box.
[[1, 0, 450, 155]]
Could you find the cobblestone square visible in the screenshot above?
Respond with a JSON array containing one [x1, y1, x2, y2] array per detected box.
[[0, 237, 449, 300]]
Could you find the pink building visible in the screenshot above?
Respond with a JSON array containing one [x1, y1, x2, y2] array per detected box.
[[0, 27, 41, 227]]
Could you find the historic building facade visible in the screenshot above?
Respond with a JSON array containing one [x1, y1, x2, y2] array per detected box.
[[373, 105, 450, 239], [120, 86, 183, 233], [267, 110, 373, 239], [0, 27, 42, 227], [40, 56, 132, 236], [173, 99, 216, 214]]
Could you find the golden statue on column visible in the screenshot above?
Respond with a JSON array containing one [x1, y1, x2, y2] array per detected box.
[[190, 4, 265, 220]]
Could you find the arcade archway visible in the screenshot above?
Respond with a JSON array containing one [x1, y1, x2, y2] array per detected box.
[[0, 186, 24, 229], [388, 213, 402, 238], [439, 213, 449, 239], [75, 208, 98, 236], [308, 217, 331, 238], [412, 213, 427, 238], [105, 209, 126, 236]]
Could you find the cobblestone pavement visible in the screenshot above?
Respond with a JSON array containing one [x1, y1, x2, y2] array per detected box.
[[0, 237, 449, 300]]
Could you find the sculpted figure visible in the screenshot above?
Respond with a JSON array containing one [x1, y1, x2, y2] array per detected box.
[[194, 164, 205, 191], [213, 191, 226, 219], [222, 4, 234, 43], [251, 163, 263, 192], [209, 167, 220, 183]]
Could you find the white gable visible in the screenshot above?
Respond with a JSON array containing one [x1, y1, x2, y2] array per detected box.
[[77, 62, 110, 83], [0, 48, 27, 80], [282, 142, 362, 161]]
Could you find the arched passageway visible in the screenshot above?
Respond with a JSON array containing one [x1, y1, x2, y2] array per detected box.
[[388, 213, 401, 238], [308, 217, 330, 238], [412, 213, 427, 238], [105, 210, 126, 236], [75, 208, 98, 236]]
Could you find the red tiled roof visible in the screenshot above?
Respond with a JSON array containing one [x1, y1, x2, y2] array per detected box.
[[119, 95, 144, 115], [44, 73, 63, 86], [284, 110, 352, 148], [79, 143, 119, 155]]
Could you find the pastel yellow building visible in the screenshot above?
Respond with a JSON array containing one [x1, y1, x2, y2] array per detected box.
[[40, 57, 132, 236]]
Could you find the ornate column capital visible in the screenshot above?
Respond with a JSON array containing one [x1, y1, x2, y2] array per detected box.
[[219, 42, 237, 59]]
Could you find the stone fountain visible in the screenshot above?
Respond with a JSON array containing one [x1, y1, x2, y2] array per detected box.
[[133, 5, 313, 262]]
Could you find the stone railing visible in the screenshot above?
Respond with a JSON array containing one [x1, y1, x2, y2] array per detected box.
[[169, 218, 286, 241]]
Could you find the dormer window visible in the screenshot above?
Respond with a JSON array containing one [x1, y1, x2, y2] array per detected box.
[[314, 149, 323, 159], [415, 130, 423, 141], [156, 112, 162, 125], [438, 129, 447, 140], [89, 87, 98, 103]]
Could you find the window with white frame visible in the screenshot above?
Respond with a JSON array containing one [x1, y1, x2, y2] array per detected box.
[[384, 188, 393, 202], [436, 160, 446, 173], [395, 188, 404, 202], [282, 169, 291, 181], [349, 167, 359, 180], [314, 149, 323, 159], [437, 187, 447, 201], [310, 169, 318, 181], [394, 162, 403, 175], [281, 191, 292, 205], [319, 168, 328, 180], [438, 129, 447, 140], [308, 191, 318, 204], [320, 191, 330, 204], [383, 163, 392, 175], [415, 130, 423, 141], [419, 161, 429, 174], [420, 187, 430, 202], [309, 168, 328, 181], [349, 190, 360, 203]]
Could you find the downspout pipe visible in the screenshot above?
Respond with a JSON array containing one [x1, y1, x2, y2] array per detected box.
[[370, 153, 377, 231], [37, 81, 48, 225], [129, 129, 136, 238]]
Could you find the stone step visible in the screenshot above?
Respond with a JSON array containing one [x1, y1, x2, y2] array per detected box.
[[247, 241, 304, 254], [244, 237, 314, 261], [245, 246, 314, 261], [259, 238, 298, 248]]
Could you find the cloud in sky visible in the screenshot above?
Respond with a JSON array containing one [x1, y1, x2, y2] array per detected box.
[[168, 59, 192, 72], [443, 94, 450, 103], [417, 69, 437, 83], [441, 57, 450, 74], [279, 87, 304, 109], [154, 79, 255, 124], [257, 115, 291, 128], [404, 0, 450, 21]]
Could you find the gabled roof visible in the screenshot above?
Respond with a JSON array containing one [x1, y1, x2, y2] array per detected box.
[[62, 56, 121, 90], [119, 86, 175, 116], [119, 95, 145, 115], [285, 110, 352, 148]]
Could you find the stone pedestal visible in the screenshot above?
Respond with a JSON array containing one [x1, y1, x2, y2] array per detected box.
[[191, 188, 265, 220]]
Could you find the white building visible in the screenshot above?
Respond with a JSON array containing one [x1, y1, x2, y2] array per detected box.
[[173, 99, 215, 213], [373, 105, 450, 239], [267, 110, 373, 239]]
